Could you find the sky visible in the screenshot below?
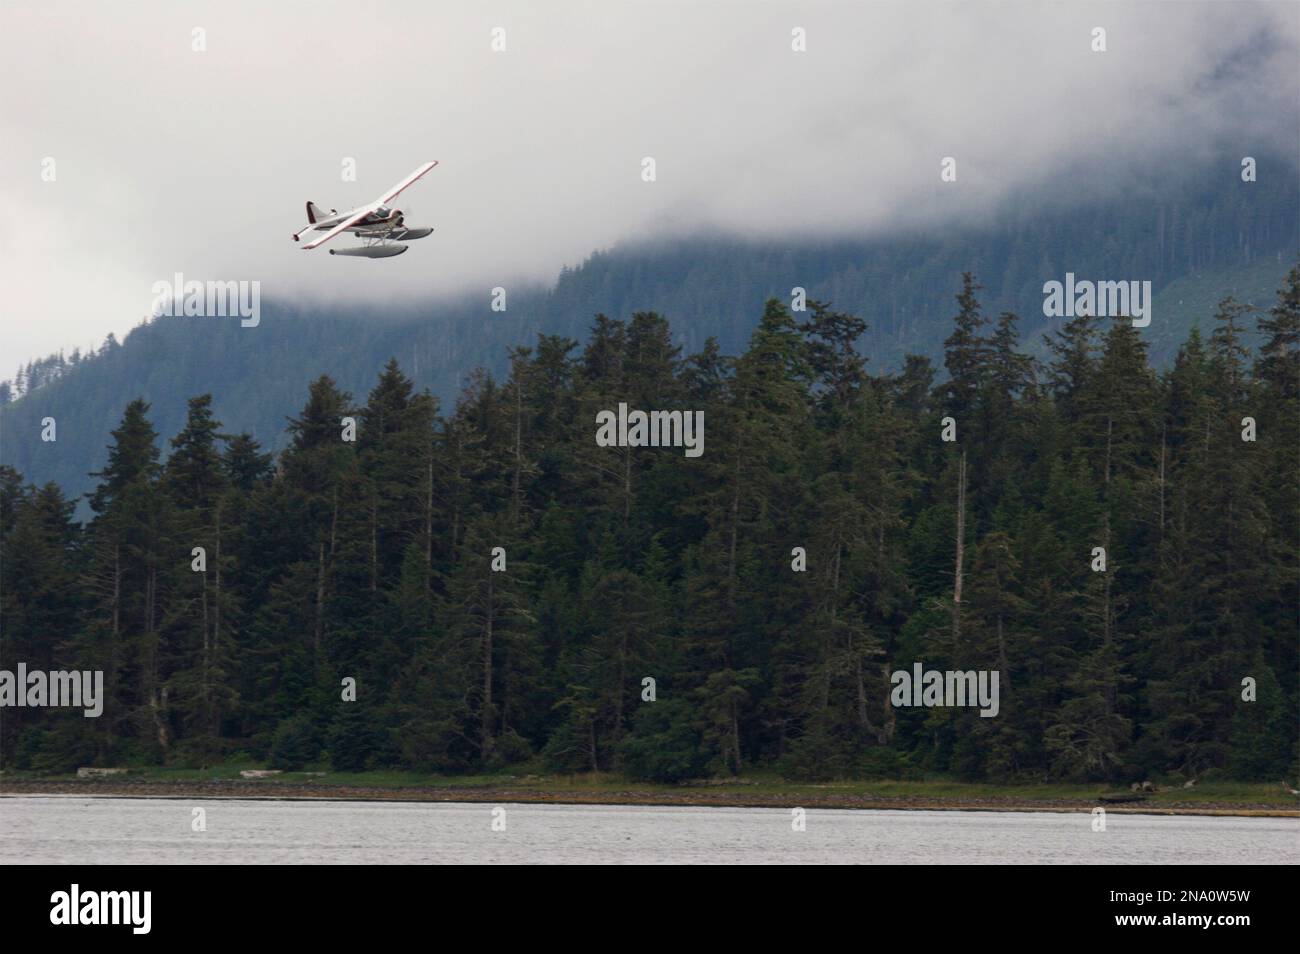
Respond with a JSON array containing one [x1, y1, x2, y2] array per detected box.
[[1, 0, 1296, 369]]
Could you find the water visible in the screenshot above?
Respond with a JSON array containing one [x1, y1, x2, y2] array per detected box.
[[1, 796, 1295, 864]]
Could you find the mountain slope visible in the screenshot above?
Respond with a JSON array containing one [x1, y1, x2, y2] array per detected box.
[[3, 162, 1296, 506]]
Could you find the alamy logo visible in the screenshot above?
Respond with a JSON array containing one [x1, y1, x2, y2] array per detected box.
[[1042, 273, 1151, 327], [890, 663, 1000, 718], [50, 885, 151, 934], [595, 403, 704, 458], [150, 272, 260, 327], [0, 665, 103, 717]]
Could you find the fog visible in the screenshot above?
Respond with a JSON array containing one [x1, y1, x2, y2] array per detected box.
[[1, 0, 1295, 365]]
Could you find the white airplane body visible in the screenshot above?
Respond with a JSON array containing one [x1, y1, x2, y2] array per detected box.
[[293, 161, 438, 258]]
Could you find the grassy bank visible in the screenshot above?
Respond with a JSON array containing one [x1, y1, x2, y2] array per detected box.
[[2, 766, 1295, 816]]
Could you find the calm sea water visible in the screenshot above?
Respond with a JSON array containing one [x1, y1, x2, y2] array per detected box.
[[1, 796, 1295, 864]]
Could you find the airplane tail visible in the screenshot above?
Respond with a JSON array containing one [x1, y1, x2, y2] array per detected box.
[[306, 201, 333, 224]]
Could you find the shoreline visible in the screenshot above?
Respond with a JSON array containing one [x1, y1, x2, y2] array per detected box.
[[2, 780, 1295, 817]]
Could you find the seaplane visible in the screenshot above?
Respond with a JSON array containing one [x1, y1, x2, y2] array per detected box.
[[292, 161, 438, 258]]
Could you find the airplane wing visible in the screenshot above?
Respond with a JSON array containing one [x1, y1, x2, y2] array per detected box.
[[301, 203, 379, 250], [379, 161, 438, 204]]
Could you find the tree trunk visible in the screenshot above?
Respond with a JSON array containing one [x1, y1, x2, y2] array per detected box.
[[729, 700, 742, 774], [952, 450, 967, 641], [726, 430, 742, 667], [369, 492, 378, 593], [1103, 416, 1113, 651], [481, 573, 495, 759], [622, 448, 632, 523], [512, 383, 525, 523], [1158, 423, 1166, 547], [424, 457, 434, 597], [854, 642, 869, 730], [314, 541, 326, 655], [112, 545, 120, 638], [997, 612, 1008, 688], [212, 503, 223, 741], [200, 543, 210, 732]]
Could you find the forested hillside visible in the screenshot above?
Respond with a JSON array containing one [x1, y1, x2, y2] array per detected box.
[[3, 267, 1296, 784], [3, 162, 1296, 507]]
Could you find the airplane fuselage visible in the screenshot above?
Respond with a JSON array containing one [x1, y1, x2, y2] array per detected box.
[[294, 206, 432, 243], [312, 205, 402, 234]]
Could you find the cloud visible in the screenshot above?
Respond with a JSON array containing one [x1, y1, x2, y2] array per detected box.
[[1, 0, 1295, 366]]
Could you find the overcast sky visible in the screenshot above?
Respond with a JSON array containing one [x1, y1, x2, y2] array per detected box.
[[1, 0, 1296, 368]]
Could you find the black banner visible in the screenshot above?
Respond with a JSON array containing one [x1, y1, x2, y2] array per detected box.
[[8, 866, 1291, 940]]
